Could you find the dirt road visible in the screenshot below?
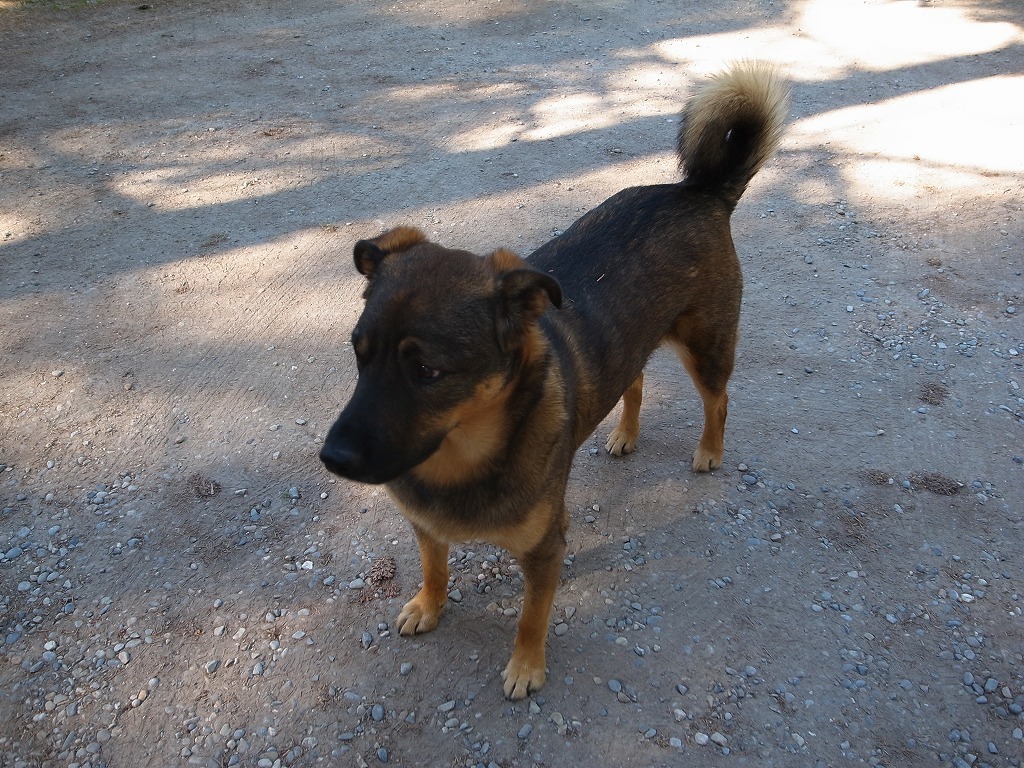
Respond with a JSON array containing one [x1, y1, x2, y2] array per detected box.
[[2, 1, 1022, 766]]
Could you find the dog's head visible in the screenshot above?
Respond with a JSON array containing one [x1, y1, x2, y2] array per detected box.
[[320, 227, 561, 485]]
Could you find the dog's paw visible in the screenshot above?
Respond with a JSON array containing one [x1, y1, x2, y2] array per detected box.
[[605, 427, 638, 456], [501, 653, 546, 700], [396, 590, 445, 635], [692, 446, 722, 472]]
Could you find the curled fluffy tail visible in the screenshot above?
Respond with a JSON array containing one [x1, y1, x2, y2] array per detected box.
[[677, 61, 790, 210]]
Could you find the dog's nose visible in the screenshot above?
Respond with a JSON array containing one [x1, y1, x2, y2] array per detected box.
[[319, 443, 362, 478]]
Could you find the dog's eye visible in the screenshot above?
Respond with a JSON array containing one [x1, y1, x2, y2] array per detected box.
[[415, 364, 442, 381]]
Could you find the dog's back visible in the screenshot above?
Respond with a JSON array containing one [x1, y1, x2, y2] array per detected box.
[[528, 62, 791, 448]]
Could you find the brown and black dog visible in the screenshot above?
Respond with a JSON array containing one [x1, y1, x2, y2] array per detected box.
[[320, 62, 790, 699]]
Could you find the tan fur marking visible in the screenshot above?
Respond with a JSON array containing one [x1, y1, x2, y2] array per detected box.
[[397, 361, 568, 552], [674, 343, 728, 471], [516, 324, 548, 369], [389, 480, 554, 557], [501, 500, 566, 699], [374, 226, 428, 255], [605, 372, 643, 455], [396, 525, 449, 635], [488, 498, 556, 556], [411, 374, 513, 488], [487, 247, 527, 272], [502, 559, 557, 696]]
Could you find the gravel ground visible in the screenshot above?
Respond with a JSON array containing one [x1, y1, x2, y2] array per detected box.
[[1, 0, 1023, 766]]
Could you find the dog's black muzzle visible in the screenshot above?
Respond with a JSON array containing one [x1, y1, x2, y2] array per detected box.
[[320, 416, 396, 485]]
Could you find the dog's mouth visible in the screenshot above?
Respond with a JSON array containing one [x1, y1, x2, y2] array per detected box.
[[319, 442, 405, 485], [319, 442, 370, 482], [319, 425, 447, 486]]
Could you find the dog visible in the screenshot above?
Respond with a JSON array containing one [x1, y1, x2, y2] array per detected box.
[[320, 61, 789, 699]]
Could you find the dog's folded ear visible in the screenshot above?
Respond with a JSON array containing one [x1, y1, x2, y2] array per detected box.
[[353, 226, 428, 277], [493, 255, 562, 353]]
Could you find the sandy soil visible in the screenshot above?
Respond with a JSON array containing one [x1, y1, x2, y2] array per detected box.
[[2, 0, 1023, 766]]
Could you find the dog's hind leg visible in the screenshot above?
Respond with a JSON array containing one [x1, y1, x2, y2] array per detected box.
[[605, 372, 643, 456], [396, 524, 450, 635], [670, 327, 736, 472]]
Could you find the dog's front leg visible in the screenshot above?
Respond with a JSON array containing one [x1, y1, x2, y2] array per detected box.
[[502, 518, 566, 699], [396, 524, 449, 635]]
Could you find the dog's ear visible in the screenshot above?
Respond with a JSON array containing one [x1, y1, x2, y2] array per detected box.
[[493, 252, 562, 352], [353, 226, 427, 277]]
